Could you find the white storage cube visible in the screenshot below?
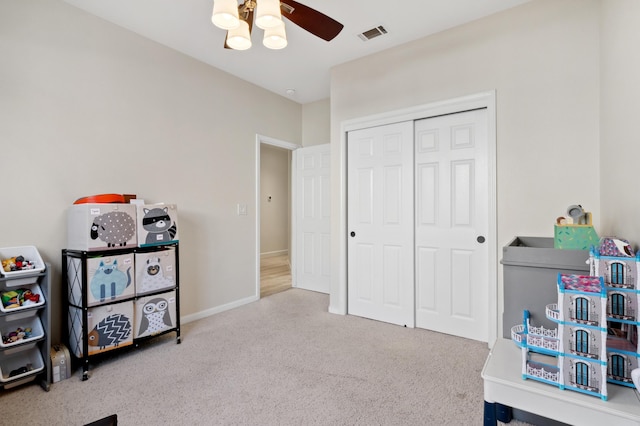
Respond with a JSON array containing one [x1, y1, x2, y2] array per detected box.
[[137, 204, 179, 247], [134, 290, 177, 338], [0, 315, 44, 349], [135, 247, 176, 296], [0, 283, 45, 313], [67, 204, 137, 251], [0, 246, 45, 286], [0, 346, 44, 383]]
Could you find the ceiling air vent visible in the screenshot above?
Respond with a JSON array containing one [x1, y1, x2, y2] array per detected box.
[[357, 26, 388, 41]]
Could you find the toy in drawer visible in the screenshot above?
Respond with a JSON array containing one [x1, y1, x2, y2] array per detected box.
[[0, 246, 45, 286], [0, 346, 44, 387], [67, 203, 138, 251], [134, 290, 177, 339], [0, 284, 45, 313], [137, 204, 178, 247], [0, 313, 44, 349], [135, 247, 176, 296], [68, 301, 134, 357]]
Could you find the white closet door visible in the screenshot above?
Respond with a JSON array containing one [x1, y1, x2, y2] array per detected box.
[[347, 121, 415, 327], [414, 109, 489, 342], [294, 144, 331, 294]]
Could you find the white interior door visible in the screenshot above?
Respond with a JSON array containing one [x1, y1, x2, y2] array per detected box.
[[294, 144, 331, 293], [347, 122, 415, 327], [414, 109, 489, 342]]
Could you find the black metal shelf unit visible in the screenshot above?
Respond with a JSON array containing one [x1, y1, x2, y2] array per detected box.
[[62, 243, 180, 381]]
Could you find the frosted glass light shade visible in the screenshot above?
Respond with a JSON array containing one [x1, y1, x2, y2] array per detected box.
[[255, 0, 282, 29], [212, 0, 240, 30], [227, 20, 252, 50], [263, 20, 287, 49]]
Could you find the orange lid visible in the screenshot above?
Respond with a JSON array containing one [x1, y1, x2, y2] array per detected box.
[[74, 194, 126, 204]]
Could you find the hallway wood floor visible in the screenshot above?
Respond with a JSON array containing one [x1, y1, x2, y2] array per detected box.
[[260, 253, 292, 298]]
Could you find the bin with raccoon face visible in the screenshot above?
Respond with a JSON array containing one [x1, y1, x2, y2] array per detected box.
[[136, 204, 179, 247], [134, 247, 176, 296]]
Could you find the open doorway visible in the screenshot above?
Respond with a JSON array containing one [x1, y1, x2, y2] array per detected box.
[[255, 135, 300, 298]]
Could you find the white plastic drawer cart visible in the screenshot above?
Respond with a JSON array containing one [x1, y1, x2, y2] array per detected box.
[[0, 256, 51, 392]]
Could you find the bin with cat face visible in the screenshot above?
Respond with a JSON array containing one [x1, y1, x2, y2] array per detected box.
[[67, 253, 135, 308]]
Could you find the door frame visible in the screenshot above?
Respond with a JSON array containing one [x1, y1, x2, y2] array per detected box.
[[332, 91, 498, 346], [255, 134, 301, 298]]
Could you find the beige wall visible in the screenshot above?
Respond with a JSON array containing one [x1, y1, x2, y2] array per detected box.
[[600, 0, 640, 239], [260, 145, 290, 254], [302, 98, 330, 147], [329, 0, 602, 325], [0, 0, 302, 342]]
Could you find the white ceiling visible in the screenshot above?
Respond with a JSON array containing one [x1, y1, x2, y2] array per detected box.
[[63, 0, 530, 104]]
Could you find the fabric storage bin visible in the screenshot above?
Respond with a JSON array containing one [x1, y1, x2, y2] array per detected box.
[[134, 290, 177, 338], [0, 314, 44, 349], [136, 204, 179, 247], [66, 253, 135, 307], [0, 246, 45, 286], [0, 283, 45, 313], [67, 203, 138, 251], [0, 345, 44, 384], [68, 301, 134, 357], [86, 254, 135, 307], [135, 247, 176, 296]]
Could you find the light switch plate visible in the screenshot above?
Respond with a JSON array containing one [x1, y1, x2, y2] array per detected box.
[[237, 204, 247, 216]]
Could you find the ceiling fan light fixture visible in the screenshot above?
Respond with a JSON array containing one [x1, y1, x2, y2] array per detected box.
[[263, 20, 287, 50], [227, 19, 252, 50], [255, 0, 283, 29], [212, 0, 240, 30]]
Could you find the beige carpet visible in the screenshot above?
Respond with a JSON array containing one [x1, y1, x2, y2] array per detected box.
[[1, 289, 527, 425]]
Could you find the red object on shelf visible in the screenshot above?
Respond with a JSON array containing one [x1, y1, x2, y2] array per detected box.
[[74, 194, 126, 204]]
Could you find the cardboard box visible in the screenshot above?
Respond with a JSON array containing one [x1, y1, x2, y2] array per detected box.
[[67, 204, 138, 251], [50, 344, 71, 383], [554, 224, 599, 250], [136, 204, 178, 247]]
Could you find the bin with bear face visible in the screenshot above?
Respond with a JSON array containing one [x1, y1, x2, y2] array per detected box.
[[134, 247, 176, 296], [133, 290, 177, 339], [68, 301, 134, 357], [67, 204, 138, 251], [136, 204, 178, 247]]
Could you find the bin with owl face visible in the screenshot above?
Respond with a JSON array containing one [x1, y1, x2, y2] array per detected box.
[[133, 290, 177, 339]]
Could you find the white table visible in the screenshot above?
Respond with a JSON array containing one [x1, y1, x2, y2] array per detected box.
[[482, 338, 640, 426]]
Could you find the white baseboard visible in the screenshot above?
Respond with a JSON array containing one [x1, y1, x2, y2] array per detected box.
[[181, 294, 260, 324], [260, 250, 288, 259]]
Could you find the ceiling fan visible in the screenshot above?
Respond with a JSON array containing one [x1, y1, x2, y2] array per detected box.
[[212, 0, 344, 50]]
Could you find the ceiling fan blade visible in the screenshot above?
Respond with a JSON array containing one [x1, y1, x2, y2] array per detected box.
[[280, 0, 343, 42], [224, 6, 254, 49]]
